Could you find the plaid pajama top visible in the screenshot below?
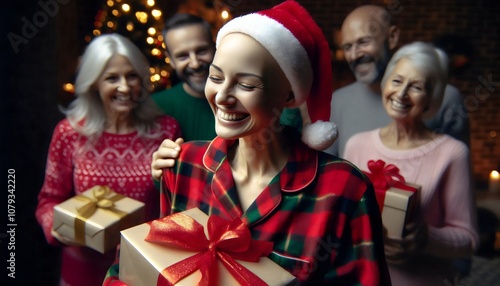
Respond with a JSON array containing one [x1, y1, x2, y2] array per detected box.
[[161, 130, 390, 286]]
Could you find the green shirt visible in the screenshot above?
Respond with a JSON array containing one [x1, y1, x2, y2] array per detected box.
[[152, 84, 216, 141], [280, 107, 302, 132]]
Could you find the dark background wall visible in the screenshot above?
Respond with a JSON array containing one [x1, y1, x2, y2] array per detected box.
[[2, 0, 499, 285]]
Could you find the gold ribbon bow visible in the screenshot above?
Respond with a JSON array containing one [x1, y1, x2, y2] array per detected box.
[[73, 185, 127, 245]]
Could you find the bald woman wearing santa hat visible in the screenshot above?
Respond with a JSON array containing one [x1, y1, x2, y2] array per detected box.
[[106, 1, 390, 285]]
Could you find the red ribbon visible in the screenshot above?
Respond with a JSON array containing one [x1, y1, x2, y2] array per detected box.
[[364, 160, 416, 211], [145, 212, 274, 286]]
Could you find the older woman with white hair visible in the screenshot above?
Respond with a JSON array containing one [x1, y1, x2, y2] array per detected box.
[[344, 42, 479, 286], [35, 33, 181, 286]]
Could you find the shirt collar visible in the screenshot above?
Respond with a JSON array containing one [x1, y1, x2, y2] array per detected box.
[[203, 131, 317, 193]]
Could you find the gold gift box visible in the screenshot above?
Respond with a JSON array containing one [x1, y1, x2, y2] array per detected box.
[[119, 208, 297, 285], [53, 186, 145, 253], [379, 183, 421, 239]]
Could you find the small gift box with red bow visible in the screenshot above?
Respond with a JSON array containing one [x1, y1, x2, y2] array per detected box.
[[52, 185, 145, 253], [119, 208, 297, 286], [364, 160, 421, 239]]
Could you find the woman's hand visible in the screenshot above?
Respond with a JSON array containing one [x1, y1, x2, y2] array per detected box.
[[151, 138, 184, 181], [51, 229, 81, 246], [383, 221, 428, 265]]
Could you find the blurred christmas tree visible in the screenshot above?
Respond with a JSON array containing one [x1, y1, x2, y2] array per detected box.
[[85, 0, 172, 92], [60, 0, 234, 97]]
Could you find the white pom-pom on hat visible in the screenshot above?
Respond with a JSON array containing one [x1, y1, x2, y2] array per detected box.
[[302, 121, 338, 151]]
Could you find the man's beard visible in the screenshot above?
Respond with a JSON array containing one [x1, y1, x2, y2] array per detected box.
[[179, 63, 210, 94], [349, 42, 391, 84]]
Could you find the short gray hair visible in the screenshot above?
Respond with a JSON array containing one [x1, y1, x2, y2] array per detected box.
[[381, 41, 448, 119], [65, 33, 162, 140]]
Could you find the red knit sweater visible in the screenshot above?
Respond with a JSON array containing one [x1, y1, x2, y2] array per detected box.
[[36, 115, 180, 286]]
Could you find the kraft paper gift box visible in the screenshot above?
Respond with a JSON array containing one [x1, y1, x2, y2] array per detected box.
[[53, 185, 145, 254], [364, 160, 421, 239], [119, 208, 298, 286], [378, 183, 420, 239]]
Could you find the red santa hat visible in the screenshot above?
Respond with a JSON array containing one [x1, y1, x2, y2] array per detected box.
[[216, 0, 337, 150]]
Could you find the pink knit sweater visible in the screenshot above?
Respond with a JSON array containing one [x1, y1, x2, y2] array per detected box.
[[344, 129, 479, 286]]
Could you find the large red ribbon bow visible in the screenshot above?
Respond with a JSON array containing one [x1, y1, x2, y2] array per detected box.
[[365, 159, 406, 190], [364, 160, 416, 211], [145, 212, 274, 286]]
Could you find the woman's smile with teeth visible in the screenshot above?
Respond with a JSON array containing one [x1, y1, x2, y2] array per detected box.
[[391, 98, 410, 109], [113, 95, 130, 102], [218, 109, 248, 121]]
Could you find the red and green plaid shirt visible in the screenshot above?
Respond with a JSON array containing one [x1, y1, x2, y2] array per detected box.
[[159, 130, 390, 285]]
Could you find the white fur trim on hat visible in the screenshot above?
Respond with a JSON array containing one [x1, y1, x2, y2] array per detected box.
[[216, 13, 313, 108]]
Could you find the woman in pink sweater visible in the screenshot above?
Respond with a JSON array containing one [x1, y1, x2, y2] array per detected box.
[[344, 42, 479, 286], [35, 34, 181, 286]]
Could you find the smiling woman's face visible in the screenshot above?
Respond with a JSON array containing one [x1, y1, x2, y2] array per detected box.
[[205, 33, 291, 140], [382, 58, 431, 123], [96, 55, 142, 119]]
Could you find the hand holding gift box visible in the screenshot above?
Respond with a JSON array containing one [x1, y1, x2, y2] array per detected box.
[[364, 160, 421, 239], [52, 185, 145, 253], [119, 208, 298, 286]]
